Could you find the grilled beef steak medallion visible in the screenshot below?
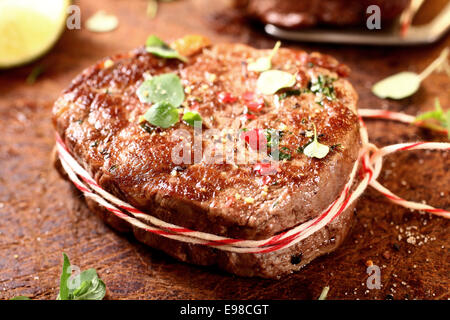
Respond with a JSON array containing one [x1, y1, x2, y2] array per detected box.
[[53, 35, 361, 278]]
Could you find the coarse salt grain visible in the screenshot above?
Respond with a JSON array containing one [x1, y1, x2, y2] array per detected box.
[[244, 197, 255, 204]]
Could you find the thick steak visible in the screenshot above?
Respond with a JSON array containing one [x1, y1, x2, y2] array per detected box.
[[238, 0, 411, 29], [53, 35, 361, 277]]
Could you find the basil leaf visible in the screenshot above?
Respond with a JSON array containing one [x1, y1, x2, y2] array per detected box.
[[416, 99, 445, 122], [248, 41, 281, 72], [78, 278, 106, 301], [145, 35, 187, 62], [248, 58, 271, 73], [146, 34, 166, 48], [416, 99, 450, 138], [72, 270, 106, 300], [58, 253, 71, 300], [444, 110, 450, 138], [10, 296, 31, 300], [303, 124, 329, 159], [372, 71, 421, 100], [77, 268, 98, 284], [144, 101, 180, 128], [257, 70, 296, 95], [182, 111, 202, 127], [309, 75, 336, 101], [137, 73, 185, 107], [72, 280, 91, 297], [372, 48, 449, 100], [57, 254, 106, 300]]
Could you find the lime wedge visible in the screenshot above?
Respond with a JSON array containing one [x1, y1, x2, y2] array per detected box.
[[0, 0, 70, 68]]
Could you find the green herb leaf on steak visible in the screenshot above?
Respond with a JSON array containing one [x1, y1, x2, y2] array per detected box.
[[257, 70, 296, 95], [137, 73, 185, 107], [143, 101, 180, 129], [278, 89, 304, 100], [145, 35, 187, 62], [247, 41, 281, 72], [182, 110, 202, 127], [309, 74, 336, 105], [278, 147, 292, 161], [303, 124, 330, 159]]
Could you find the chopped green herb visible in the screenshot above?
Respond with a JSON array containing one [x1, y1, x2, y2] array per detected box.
[[137, 73, 185, 107], [26, 65, 44, 84], [140, 121, 157, 133], [309, 75, 336, 103], [257, 70, 296, 95], [330, 144, 342, 151], [278, 147, 291, 160], [279, 89, 304, 100], [182, 110, 202, 127], [145, 35, 187, 62], [264, 128, 284, 149], [247, 41, 281, 72], [296, 138, 313, 153]]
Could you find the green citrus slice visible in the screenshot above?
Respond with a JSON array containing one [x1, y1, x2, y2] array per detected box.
[[0, 0, 70, 68]]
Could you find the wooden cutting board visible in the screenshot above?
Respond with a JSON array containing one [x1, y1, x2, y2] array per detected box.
[[0, 0, 448, 300]]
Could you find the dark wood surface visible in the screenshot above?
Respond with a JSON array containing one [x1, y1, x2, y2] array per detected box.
[[0, 0, 448, 300]]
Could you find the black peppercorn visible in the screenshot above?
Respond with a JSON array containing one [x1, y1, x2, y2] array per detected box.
[[290, 253, 303, 265]]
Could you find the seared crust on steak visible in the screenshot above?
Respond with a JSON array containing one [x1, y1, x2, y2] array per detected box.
[[53, 35, 361, 277]]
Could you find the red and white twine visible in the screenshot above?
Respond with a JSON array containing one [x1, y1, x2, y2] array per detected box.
[[55, 109, 450, 253]]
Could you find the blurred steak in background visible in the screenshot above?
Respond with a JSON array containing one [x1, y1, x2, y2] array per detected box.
[[235, 0, 411, 29]]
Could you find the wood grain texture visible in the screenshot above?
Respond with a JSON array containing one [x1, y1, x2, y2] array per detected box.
[[0, 0, 448, 300]]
